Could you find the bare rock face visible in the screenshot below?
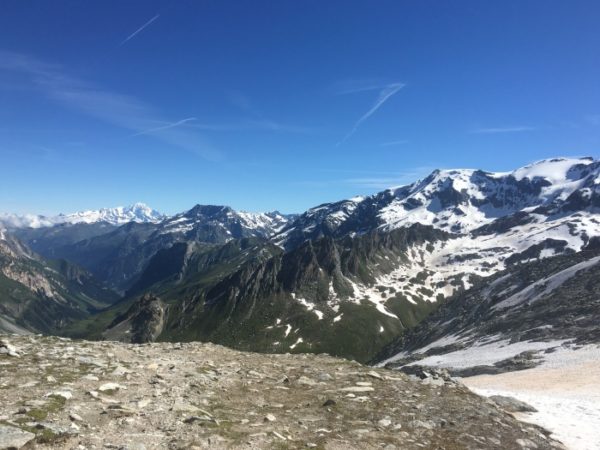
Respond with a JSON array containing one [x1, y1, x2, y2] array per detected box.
[[103, 294, 165, 343], [0, 334, 564, 449], [490, 395, 538, 413]]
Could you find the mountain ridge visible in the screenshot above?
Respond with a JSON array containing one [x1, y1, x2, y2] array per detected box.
[[3, 156, 600, 365], [0, 202, 166, 229]]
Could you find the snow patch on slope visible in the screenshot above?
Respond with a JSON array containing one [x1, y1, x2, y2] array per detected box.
[[492, 256, 600, 311]]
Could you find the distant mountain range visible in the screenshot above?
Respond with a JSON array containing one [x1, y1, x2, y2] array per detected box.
[[0, 202, 166, 228], [1, 156, 599, 364]]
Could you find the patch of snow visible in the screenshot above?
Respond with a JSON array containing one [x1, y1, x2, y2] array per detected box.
[[290, 337, 304, 349], [464, 344, 600, 450], [295, 296, 325, 320], [394, 338, 569, 369], [511, 157, 592, 183]]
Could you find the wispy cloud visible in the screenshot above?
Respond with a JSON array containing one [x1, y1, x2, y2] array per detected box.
[[342, 166, 433, 189], [380, 139, 409, 147], [120, 14, 160, 46], [469, 126, 536, 134], [221, 90, 314, 134], [0, 50, 221, 160], [131, 117, 197, 137], [337, 81, 405, 145], [332, 79, 392, 95], [297, 166, 435, 190]]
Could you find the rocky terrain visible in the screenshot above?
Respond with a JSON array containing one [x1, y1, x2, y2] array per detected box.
[[374, 246, 600, 373], [0, 231, 118, 335], [0, 335, 562, 450]]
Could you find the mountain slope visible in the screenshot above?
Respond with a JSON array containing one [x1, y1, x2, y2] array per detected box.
[[0, 228, 118, 334], [275, 157, 600, 298], [12, 221, 118, 258], [84, 224, 450, 362], [13, 205, 293, 291], [374, 243, 600, 372]]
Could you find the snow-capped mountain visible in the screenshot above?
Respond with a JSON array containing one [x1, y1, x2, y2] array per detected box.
[[8, 203, 295, 291], [267, 157, 600, 315], [2, 156, 599, 365], [276, 157, 600, 248], [157, 204, 292, 241], [0, 203, 166, 228]]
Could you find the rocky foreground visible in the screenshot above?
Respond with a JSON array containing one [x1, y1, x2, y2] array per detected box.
[[1, 336, 563, 450]]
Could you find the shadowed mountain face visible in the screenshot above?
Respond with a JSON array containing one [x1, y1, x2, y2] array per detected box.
[[0, 229, 118, 334], [14, 205, 293, 292], [83, 224, 450, 362]]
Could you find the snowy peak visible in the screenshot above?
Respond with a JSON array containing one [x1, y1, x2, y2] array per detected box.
[[56, 202, 166, 226], [158, 204, 292, 240], [0, 203, 166, 229], [378, 156, 600, 233], [508, 156, 595, 183], [275, 156, 600, 247]]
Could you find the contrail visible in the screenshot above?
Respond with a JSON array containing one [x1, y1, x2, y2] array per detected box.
[[338, 83, 404, 146], [120, 14, 160, 46]]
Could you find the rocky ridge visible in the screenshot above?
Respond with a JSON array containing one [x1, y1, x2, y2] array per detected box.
[[0, 335, 562, 450]]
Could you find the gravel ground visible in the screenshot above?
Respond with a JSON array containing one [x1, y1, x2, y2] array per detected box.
[[0, 335, 563, 450]]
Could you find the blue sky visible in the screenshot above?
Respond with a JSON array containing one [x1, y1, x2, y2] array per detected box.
[[1, 0, 599, 215]]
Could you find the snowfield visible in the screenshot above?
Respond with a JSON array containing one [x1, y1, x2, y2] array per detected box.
[[463, 345, 600, 450], [379, 338, 600, 449]]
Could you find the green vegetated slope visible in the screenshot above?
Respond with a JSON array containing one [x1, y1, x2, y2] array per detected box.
[[73, 224, 448, 363]]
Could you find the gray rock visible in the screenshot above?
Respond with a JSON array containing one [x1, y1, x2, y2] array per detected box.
[[0, 424, 35, 449], [516, 438, 538, 448], [297, 376, 317, 386], [421, 377, 445, 387], [378, 418, 392, 427], [409, 420, 436, 430], [490, 395, 538, 413], [316, 372, 333, 382], [70, 412, 84, 422], [0, 340, 20, 357], [339, 386, 374, 393]]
